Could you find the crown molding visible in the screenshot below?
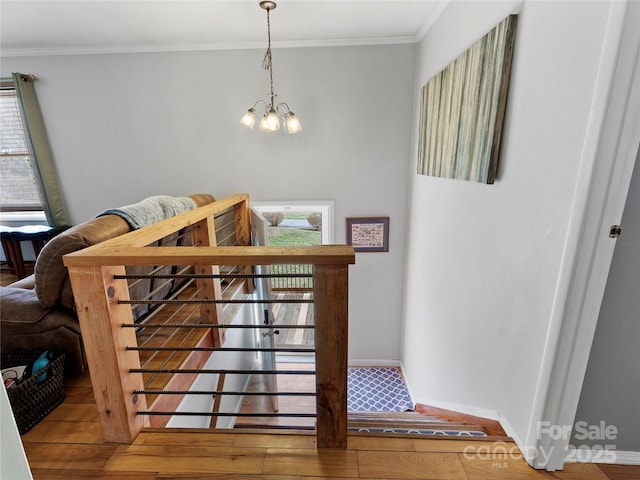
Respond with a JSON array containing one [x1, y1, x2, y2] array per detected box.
[[0, 35, 419, 58], [416, 0, 449, 42]]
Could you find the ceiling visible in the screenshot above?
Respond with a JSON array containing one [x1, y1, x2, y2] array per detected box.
[[1, 1, 445, 56]]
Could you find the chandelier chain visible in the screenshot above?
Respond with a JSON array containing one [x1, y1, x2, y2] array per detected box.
[[262, 7, 275, 105]]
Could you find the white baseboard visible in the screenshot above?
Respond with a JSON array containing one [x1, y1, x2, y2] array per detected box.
[[348, 359, 402, 367]]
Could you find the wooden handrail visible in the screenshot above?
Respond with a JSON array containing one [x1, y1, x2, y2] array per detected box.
[[69, 193, 251, 250], [65, 245, 355, 267], [63, 194, 354, 448]]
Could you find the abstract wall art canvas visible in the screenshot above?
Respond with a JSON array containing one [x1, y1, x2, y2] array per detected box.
[[417, 15, 517, 184]]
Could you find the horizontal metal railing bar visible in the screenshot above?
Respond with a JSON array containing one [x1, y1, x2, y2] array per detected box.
[[130, 368, 316, 375], [114, 273, 313, 279], [120, 298, 313, 305], [127, 347, 315, 353], [126, 264, 174, 290], [134, 390, 316, 396], [216, 229, 237, 246], [271, 287, 313, 293], [122, 323, 314, 329], [139, 411, 317, 418]]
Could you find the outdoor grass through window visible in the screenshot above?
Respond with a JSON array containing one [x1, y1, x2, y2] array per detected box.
[[267, 211, 320, 290]]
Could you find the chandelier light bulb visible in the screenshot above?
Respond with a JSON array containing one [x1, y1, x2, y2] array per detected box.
[[260, 107, 280, 132], [240, 108, 257, 129], [285, 112, 302, 134]]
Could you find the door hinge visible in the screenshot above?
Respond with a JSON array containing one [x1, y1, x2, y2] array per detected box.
[[609, 225, 622, 238]]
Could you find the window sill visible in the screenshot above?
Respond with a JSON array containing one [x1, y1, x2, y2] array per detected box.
[[0, 211, 48, 226]]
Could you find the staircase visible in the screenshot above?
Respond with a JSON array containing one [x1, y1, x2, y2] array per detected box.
[[348, 411, 493, 437], [235, 365, 509, 438], [347, 404, 509, 438]]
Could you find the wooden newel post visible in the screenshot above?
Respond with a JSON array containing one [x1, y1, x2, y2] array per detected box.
[[67, 265, 148, 443], [314, 264, 349, 448]]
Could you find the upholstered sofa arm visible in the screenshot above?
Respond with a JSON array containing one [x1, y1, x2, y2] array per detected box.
[[33, 193, 216, 310], [34, 215, 130, 310]]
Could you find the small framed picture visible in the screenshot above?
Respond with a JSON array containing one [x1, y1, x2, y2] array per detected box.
[[346, 217, 389, 252]]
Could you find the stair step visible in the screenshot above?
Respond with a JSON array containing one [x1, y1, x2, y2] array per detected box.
[[348, 422, 484, 433], [415, 403, 508, 437], [348, 411, 448, 423], [347, 411, 486, 434]]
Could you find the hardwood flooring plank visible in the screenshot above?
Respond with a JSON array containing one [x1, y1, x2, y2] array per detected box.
[[357, 451, 466, 479], [157, 475, 300, 480], [347, 436, 416, 452], [233, 433, 317, 449], [302, 478, 371, 480], [43, 403, 100, 422], [597, 464, 640, 480], [31, 469, 157, 480], [136, 431, 236, 447], [261, 448, 359, 477], [23, 443, 118, 471], [104, 445, 265, 475], [460, 455, 609, 479], [63, 386, 97, 404], [553, 463, 611, 480], [65, 372, 95, 388], [412, 438, 517, 453], [21, 420, 104, 444]]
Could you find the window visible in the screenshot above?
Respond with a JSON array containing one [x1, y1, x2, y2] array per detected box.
[[252, 201, 334, 245], [0, 81, 44, 214], [252, 200, 333, 291]]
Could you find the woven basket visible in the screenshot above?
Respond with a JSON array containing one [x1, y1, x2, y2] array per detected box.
[[1, 351, 65, 434]]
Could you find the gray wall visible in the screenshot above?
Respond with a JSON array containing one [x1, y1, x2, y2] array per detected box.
[[573, 146, 640, 453], [1, 43, 416, 361]]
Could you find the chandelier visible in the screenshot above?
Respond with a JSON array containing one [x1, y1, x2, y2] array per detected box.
[[240, 1, 302, 134]]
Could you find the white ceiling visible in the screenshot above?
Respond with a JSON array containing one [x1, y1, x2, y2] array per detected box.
[[0, 0, 445, 56]]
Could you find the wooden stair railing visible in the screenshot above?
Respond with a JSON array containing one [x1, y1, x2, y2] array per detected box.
[[63, 194, 355, 448]]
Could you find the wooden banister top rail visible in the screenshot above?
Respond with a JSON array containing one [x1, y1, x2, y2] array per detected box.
[[64, 245, 355, 268], [68, 193, 250, 252], [63, 194, 355, 268]]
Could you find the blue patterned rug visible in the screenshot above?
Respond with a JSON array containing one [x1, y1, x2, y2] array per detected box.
[[347, 367, 413, 412], [347, 426, 488, 437]]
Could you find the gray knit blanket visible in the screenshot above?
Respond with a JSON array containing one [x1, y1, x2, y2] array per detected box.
[[97, 195, 197, 230]]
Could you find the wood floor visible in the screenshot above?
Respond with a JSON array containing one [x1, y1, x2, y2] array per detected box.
[[235, 362, 316, 429], [272, 291, 315, 347], [14, 372, 639, 479], [4, 267, 639, 478]]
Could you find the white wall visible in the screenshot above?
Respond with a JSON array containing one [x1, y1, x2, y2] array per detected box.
[[402, 0, 617, 450], [0, 386, 33, 479], [168, 303, 257, 429], [1, 43, 416, 361]]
